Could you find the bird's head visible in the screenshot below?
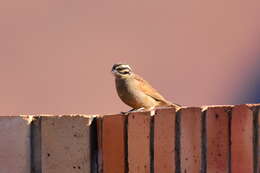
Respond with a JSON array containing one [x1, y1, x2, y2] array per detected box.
[[111, 63, 133, 78]]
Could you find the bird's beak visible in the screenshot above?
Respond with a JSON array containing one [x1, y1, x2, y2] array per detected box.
[[111, 69, 116, 74]]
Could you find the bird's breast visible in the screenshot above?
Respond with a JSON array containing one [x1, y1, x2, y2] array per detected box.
[[115, 78, 158, 109]]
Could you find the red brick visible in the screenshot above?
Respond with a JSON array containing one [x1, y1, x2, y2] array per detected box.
[[101, 115, 126, 173], [206, 106, 231, 173], [154, 108, 175, 173], [0, 116, 31, 173], [97, 117, 102, 172], [180, 107, 202, 173], [128, 112, 151, 173], [41, 115, 92, 173], [231, 104, 253, 173]]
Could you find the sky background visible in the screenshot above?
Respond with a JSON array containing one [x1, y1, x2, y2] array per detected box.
[[0, 0, 260, 115]]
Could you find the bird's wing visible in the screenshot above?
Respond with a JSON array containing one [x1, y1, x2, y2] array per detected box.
[[134, 74, 169, 103]]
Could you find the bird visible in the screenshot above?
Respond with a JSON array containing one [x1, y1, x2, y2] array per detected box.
[[111, 63, 181, 114]]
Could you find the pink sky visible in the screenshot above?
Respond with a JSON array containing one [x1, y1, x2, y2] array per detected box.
[[0, 0, 260, 115]]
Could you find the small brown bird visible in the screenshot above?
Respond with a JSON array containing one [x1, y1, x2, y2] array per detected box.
[[112, 63, 181, 114]]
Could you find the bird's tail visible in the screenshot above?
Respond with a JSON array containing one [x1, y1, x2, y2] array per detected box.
[[169, 103, 181, 109], [161, 100, 182, 109]]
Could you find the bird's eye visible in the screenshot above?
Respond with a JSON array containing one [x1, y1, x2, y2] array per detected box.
[[116, 68, 123, 71], [121, 71, 130, 74]]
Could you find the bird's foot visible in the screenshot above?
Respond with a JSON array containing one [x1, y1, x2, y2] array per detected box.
[[150, 109, 155, 116], [147, 107, 155, 116]]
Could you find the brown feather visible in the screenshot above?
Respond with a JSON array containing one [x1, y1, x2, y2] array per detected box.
[[133, 74, 171, 104], [113, 63, 181, 110]]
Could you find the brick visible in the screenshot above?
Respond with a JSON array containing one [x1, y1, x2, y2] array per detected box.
[[180, 107, 202, 173], [154, 108, 175, 173], [231, 104, 253, 173], [31, 116, 42, 173], [100, 115, 126, 173], [128, 112, 151, 173], [97, 118, 103, 173], [0, 116, 31, 173], [206, 106, 231, 173], [257, 105, 260, 173], [247, 104, 260, 173], [41, 115, 93, 173]]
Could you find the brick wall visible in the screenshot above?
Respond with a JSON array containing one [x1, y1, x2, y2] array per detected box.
[[0, 104, 259, 173]]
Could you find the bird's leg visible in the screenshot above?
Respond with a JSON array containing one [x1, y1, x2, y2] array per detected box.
[[121, 107, 157, 115], [131, 107, 145, 112], [131, 107, 156, 116], [121, 108, 135, 115], [121, 108, 145, 115]]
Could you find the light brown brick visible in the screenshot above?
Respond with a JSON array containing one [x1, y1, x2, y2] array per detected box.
[[41, 115, 92, 173], [231, 104, 253, 173], [180, 107, 202, 173], [100, 114, 126, 173], [128, 111, 151, 173], [206, 106, 231, 173], [154, 108, 175, 173], [0, 116, 31, 173]]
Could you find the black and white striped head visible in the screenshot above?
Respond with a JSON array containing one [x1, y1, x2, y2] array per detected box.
[[111, 64, 133, 78]]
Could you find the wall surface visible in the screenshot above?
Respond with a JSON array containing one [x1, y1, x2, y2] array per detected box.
[[1, 0, 260, 115], [0, 104, 259, 173]]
